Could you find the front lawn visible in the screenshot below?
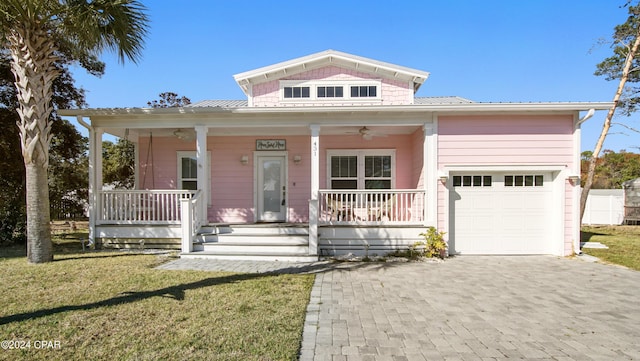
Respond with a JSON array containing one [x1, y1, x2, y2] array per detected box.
[[581, 225, 640, 271], [0, 236, 314, 360]]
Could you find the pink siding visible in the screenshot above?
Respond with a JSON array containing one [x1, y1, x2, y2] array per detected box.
[[410, 128, 424, 189], [319, 134, 416, 189], [137, 133, 419, 224], [251, 66, 412, 107], [438, 115, 575, 167], [138, 136, 194, 190]]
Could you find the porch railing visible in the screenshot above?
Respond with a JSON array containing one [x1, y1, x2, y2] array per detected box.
[[319, 189, 426, 225], [181, 190, 203, 253], [99, 189, 196, 224]]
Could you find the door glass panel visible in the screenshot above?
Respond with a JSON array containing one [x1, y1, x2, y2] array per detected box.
[[182, 181, 198, 191], [262, 160, 281, 212], [181, 157, 197, 178]]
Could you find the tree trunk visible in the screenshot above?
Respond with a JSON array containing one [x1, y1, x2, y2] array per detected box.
[[580, 29, 640, 221], [7, 25, 59, 263], [25, 162, 52, 262]]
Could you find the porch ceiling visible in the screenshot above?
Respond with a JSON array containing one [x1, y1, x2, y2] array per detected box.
[[105, 125, 422, 140]]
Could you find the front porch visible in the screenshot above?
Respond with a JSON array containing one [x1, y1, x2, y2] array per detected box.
[[92, 188, 428, 260]]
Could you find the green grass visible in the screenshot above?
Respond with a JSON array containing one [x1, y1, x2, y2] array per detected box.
[[0, 233, 315, 360], [581, 225, 640, 271]]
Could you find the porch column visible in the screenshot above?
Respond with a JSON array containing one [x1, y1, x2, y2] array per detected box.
[[309, 124, 320, 256], [88, 126, 103, 248], [423, 121, 437, 227], [195, 125, 208, 224]]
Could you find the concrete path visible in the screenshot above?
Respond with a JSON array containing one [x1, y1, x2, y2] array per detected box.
[[158, 256, 640, 360]]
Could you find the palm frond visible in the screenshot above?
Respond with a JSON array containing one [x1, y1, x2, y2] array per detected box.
[[61, 0, 150, 64]]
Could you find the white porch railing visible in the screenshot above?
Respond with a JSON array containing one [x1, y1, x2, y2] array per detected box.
[[181, 190, 204, 253], [319, 189, 426, 225], [99, 189, 195, 224]]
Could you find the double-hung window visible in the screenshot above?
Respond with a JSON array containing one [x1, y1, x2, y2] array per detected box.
[[328, 150, 394, 189]]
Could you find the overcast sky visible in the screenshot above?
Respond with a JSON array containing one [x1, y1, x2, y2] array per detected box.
[[65, 0, 638, 152]]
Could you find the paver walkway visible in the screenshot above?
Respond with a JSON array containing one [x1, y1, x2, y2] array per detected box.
[[158, 256, 640, 360]]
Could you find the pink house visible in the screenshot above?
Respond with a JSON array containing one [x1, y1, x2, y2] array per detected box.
[[60, 50, 611, 260]]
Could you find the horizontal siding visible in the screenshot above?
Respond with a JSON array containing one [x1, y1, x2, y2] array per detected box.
[[411, 128, 424, 189], [252, 65, 413, 107], [438, 115, 575, 167], [139, 133, 421, 223], [320, 134, 416, 189]]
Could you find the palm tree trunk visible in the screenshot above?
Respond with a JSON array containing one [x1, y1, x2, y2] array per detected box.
[[25, 162, 52, 262], [8, 25, 59, 263]]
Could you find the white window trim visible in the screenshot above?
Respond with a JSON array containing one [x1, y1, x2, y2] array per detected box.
[[177, 151, 212, 205], [326, 149, 396, 189], [280, 80, 382, 102]]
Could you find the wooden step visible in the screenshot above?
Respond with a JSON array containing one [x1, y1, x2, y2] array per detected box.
[[185, 223, 313, 262]]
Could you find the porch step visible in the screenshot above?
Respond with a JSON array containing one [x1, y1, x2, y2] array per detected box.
[[185, 223, 316, 262]]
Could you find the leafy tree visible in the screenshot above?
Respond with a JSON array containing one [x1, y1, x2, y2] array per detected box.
[[103, 138, 135, 189], [147, 92, 191, 108], [581, 3, 640, 221], [49, 119, 88, 220], [581, 150, 640, 189], [0, 0, 149, 263]]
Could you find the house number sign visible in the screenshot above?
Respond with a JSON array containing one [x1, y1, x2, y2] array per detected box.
[[256, 139, 286, 150]]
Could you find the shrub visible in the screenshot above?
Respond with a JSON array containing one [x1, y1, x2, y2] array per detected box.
[[416, 227, 447, 259]]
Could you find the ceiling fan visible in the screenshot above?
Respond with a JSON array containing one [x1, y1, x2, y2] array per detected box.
[[347, 126, 387, 140], [173, 128, 195, 141]]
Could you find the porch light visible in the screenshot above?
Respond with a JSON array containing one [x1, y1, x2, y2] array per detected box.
[[438, 171, 448, 184], [293, 155, 302, 164], [567, 174, 580, 185], [240, 155, 249, 165]]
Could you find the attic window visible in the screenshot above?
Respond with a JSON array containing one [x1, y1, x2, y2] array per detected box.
[[351, 85, 377, 98], [280, 80, 381, 102], [284, 86, 310, 98], [317, 86, 343, 98]]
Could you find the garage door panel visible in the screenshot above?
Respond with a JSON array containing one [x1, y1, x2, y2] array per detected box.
[[450, 172, 553, 255]]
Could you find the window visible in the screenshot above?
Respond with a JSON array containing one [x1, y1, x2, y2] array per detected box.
[[280, 80, 380, 101], [328, 150, 394, 189], [317, 86, 344, 98], [179, 155, 198, 190], [364, 155, 391, 189], [330, 156, 358, 189], [452, 175, 492, 187], [283, 86, 310, 98], [351, 85, 377, 98], [504, 175, 544, 187], [177, 151, 212, 204]]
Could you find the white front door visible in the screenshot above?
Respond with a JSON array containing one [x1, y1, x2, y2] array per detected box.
[[257, 155, 287, 222]]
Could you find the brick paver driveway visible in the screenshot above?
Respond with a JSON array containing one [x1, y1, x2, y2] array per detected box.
[[301, 256, 640, 361]]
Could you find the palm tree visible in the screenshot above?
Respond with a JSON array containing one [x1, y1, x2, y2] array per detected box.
[[0, 0, 149, 263]]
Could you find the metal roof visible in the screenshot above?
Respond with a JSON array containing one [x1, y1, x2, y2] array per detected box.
[[414, 96, 475, 104], [187, 100, 248, 108], [187, 96, 475, 108]]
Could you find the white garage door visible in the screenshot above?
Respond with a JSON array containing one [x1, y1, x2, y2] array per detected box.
[[450, 173, 553, 255]]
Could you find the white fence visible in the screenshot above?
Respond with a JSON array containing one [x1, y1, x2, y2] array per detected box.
[[582, 189, 624, 225]]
